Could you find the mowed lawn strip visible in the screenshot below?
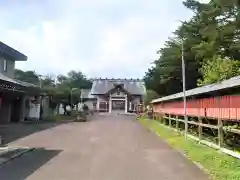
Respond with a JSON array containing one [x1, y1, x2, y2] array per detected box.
[[138, 118, 240, 180]]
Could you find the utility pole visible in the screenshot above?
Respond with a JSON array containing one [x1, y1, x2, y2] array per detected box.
[[70, 89, 73, 110], [80, 89, 83, 105], [181, 39, 188, 143], [39, 75, 42, 88], [70, 88, 78, 110], [39, 78, 42, 89]]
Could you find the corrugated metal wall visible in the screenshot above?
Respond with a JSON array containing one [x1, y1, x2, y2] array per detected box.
[[153, 95, 240, 120]]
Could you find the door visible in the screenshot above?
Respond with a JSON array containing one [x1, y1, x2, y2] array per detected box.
[[112, 100, 125, 113]]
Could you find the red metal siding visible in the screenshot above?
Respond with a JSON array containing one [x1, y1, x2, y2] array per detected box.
[[153, 95, 240, 121]]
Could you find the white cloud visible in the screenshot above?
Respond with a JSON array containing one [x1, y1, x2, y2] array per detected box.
[[0, 0, 193, 78], [198, 0, 211, 3]]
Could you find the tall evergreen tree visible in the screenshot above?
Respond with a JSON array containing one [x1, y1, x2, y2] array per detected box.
[[144, 0, 240, 95]]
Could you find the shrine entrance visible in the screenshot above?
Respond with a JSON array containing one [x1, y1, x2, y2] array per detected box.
[[112, 100, 125, 113]]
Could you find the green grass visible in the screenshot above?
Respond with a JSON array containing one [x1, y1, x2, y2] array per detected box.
[[43, 114, 69, 121], [43, 112, 78, 121], [138, 118, 240, 180]]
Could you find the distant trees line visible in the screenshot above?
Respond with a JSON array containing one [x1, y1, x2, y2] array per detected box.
[[15, 69, 92, 111]]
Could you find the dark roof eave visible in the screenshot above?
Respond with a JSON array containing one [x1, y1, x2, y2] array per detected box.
[[0, 77, 41, 95], [0, 41, 28, 61], [151, 76, 240, 104]]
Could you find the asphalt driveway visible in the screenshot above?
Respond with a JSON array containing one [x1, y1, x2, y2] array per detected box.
[[0, 114, 209, 180]]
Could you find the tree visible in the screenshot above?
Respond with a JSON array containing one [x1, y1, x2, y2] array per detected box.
[[14, 69, 40, 85], [41, 75, 55, 87], [198, 56, 240, 86], [42, 83, 80, 115], [192, 0, 240, 60], [144, 0, 240, 97], [42, 70, 92, 115], [56, 75, 68, 86], [144, 37, 200, 96], [143, 90, 160, 105], [14, 68, 92, 115], [67, 70, 92, 89]]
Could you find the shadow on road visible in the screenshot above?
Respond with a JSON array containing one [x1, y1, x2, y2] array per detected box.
[[0, 121, 73, 145], [0, 147, 61, 180]]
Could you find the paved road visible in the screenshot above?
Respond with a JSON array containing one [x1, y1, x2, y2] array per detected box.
[[0, 114, 209, 180]]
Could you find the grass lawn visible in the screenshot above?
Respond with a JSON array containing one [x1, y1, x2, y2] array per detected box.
[[43, 114, 76, 121], [138, 118, 240, 180]]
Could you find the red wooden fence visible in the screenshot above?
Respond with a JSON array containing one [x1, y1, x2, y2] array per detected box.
[[153, 95, 240, 120]]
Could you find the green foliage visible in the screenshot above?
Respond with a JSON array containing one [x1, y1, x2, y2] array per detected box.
[[67, 70, 92, 89], [76, 111, 88, 122], [15, 69, 92, 110], [42, 84, 82, 109], [144, 0, 240, 96], [143, 90, 160, 105], [43, 114, 66, 121], [198, 56, 240, 86], [14, 69, 40, 85], [43, 113, 78, 122], [41, 75, 55, 87]]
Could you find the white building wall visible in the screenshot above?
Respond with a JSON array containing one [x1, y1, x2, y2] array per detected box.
[[28, 103, 40, 120], [84, 100, 94, 110], [59, 104, 65, 115]]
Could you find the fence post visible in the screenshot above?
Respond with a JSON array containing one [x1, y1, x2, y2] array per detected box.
[[218, 118, 223, 147], [198, 116, 202, 140], [169, 114, 171, 128], [217, 97, 223, 147], [160, 113, 164, 123], [157, 112, 160, 122], [176, 115, 179, 129], [165, 114, 168, 125], [186, 115, 189, 135]]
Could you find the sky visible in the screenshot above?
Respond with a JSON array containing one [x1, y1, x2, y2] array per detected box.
[[0, 0, 204, 79]]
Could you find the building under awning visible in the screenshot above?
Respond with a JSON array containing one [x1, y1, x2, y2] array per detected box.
[[0, 72, 42, 123]]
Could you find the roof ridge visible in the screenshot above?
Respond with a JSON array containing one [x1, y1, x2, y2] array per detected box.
[[92, 78, 143, 81]]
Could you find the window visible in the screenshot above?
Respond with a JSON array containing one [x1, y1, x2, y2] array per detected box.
[[3, 59, 7, 72]]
